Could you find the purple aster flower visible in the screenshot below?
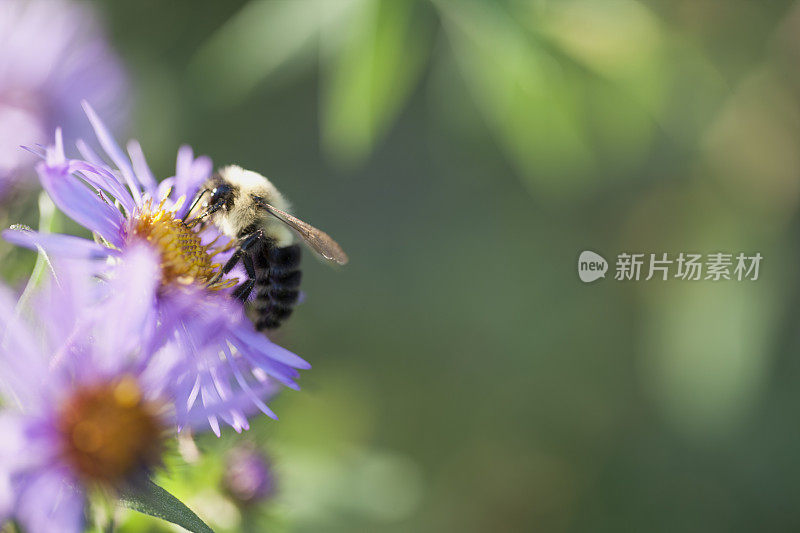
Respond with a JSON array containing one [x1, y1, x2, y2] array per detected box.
[[222, 444, 275, 505], [0, 0, 127, 198], [0, 248, 173, 532], [3, 103, 310, 436]]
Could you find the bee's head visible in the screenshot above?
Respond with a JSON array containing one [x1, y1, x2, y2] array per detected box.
[[208, 182, 234, 212], [194, 175, 237, 223], [182, 175, 237, 229]]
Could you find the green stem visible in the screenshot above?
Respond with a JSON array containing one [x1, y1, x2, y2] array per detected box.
[[14, 192, 59, 316]]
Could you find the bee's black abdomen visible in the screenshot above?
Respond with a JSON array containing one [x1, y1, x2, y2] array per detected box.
[[268, 287, 300, 304], [251, 243, 302, 331], [268, 245, 301, 271]]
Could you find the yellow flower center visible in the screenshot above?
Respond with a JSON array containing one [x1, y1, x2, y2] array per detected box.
[[130, 199, 237, 291], [56, 375, 165, 485]]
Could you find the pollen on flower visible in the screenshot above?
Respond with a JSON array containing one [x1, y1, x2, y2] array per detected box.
[[130, 199, 237, 291], [56, 375, 166, 485]]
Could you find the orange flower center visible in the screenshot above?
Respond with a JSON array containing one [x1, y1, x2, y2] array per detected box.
[[130, 199, 237, 291], [56, 375, 165, 485]]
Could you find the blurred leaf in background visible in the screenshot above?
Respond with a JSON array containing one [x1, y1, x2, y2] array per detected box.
[[191, 0, 730, 198], [320, 0, 434, 166], [189, 0, 357, 104]]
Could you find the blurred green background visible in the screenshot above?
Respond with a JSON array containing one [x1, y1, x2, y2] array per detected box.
[[8, 0, 800, 531]]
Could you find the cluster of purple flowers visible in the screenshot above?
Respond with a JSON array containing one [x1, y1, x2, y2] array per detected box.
[[0, 2, 308, 529], [0, 103, 308, 531]]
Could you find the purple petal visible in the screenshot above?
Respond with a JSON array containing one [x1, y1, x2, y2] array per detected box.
[[36, 160, 125, 247], [173, 146, 212, 217], [92, 244, 159, 372], [233, 344, 301, 391], [200, 381, 223, 437], [156, 177, 175, 201], [3, 228, 111, 260], [81, 101, 142, 205], [191, 155, 213, 189], [235, 328, 311, 369], [0, 414, 53, 522], [169, 340, 282, 433], [0, 414, 25, 521], [35, 258, 105, 355], [72, 141, 136, 214], [173, 145, 195, 203], [127, 140, 157, 194], [205, 365, 248, 433], [16, 470, 85, 533], [20, 145, 45, 158], [222, 349, 279, 420], [180, 373, 280, 433], [186, 376, 201, 412], [0, 287, 49, 405], [71, 160, 135, 215], [75, 138, 104, 166], [45, 128, 65, 167]]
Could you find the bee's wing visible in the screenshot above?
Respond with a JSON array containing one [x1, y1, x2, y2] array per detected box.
[[261, 202, 349, 265]]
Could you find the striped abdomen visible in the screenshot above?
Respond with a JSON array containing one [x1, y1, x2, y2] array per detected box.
[[251, 242, 302, 331]]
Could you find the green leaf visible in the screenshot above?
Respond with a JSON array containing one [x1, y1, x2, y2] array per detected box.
[[321, 0, 433, 166], [189, 0, 359, 106], [119, 480, 215, 533], [437, 0, 594, 195], [536, 0, 666, 111]]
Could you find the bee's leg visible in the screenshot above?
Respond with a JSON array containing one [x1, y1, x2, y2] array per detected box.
[[232, 278, 254, 301], [208, 249, 242, 285], [209, 231, 262, 284], [218, 249, 242, 277], [232, 252, 257, 302]]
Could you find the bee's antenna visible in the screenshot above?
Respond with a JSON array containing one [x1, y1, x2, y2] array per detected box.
[[182, 189, 210, 223], [187, 201, 223, 228]]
